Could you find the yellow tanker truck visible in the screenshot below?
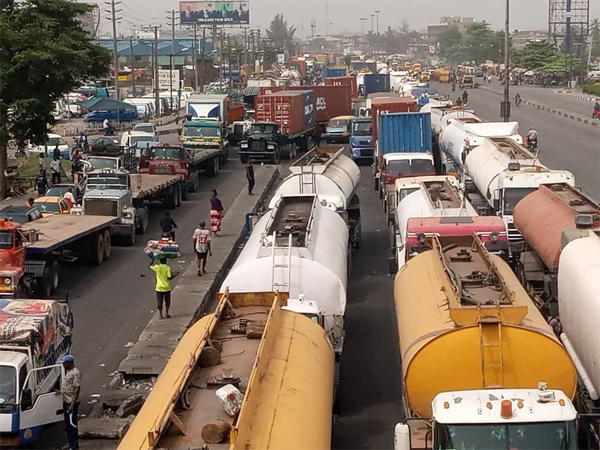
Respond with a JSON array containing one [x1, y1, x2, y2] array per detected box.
[[393, 236, 578, 450], [118, 292, 334, 450]]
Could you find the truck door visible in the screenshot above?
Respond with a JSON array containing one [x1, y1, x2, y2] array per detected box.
[[19, 365, 64, 430]]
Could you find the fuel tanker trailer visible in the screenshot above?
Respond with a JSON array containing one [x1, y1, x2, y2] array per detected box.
[[269, 146, 361, 249], [428, 105, 478, 138], [465, 137, 575, 241], [221, 194, 348, 356], [393, 236, 578, 450], [440, 118, 522, 168]]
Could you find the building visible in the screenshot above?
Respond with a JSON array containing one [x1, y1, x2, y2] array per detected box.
[[427, 17, 478, 44]]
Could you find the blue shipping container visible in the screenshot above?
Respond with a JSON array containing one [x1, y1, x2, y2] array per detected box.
[[364, 74, 390, 96], [378, 112, 432, 154], [323, 68, 347, 78]]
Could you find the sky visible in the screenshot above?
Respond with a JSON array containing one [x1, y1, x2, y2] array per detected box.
[[106, 0, 600, 38]]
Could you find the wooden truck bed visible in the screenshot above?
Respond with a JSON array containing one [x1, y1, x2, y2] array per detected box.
[[129, 174, 181, 199], [22, 215, 117, 254]]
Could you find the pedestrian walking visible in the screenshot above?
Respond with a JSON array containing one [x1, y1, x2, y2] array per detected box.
[[313, 124, 323, 147], [53, 144, 61, 161], [210, 189, 224, 237], [246, 160, 255, 195], [159, 211, 178, 239], [462, 90, 469, 105], [38, 153, 47, 172], [150, 257, 178, 319], [51, 156, 61, 184], [35, 169, 48, 196], [102, 118, 109, 131], [71, 150, 82, 183], [192, 221, 212, 276], [60, 354, 80, 450]]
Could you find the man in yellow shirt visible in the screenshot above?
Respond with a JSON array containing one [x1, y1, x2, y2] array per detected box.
[[150, 258, 178, 319]]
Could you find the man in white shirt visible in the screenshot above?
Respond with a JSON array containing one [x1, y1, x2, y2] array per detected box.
[[192, 221, 211, 276], [50, 156, 61, 184], [102, 118, 109, 130]]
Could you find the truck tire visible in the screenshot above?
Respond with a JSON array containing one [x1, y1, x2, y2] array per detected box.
[[182, 182, 189, 201], [103, 230, 111, 260], [220, 147, 229, 165], [189, 173, 199, 193], [175, 185, 182, 207], [93, 233, 105, 265], [165, 188, 177, 209], [126, 226, 136, 246], [38, 267, 53, 298], [272, 149, 280, 165], [209, 157, 220, 177]]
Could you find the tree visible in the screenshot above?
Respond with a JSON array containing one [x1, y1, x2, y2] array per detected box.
[[591, 18, 600, 58], [511, 40, 560, 69], [438, 26, 466, 64], [0, 0, 110, 198], [266, 14, 296, 55]]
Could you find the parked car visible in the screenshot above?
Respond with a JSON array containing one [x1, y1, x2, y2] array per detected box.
[[91, 136, 121, 154], [0, 205, 43, 224], [132, 122, 158, 140], [121, 131, 155, 148], [33, 197, 72, 217], [85, 109, 138, 123], [27, 133, 70, 159]]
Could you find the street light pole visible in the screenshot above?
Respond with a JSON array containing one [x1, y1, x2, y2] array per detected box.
[[375, 10, 380, 35], [370, 14, 374, 34], [502, 0, 511, 122], [360, 17, 367, 35]]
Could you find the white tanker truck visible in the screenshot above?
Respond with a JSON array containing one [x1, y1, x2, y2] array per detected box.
[[269, 146, 361, 249], [221, 194, 349, 355]]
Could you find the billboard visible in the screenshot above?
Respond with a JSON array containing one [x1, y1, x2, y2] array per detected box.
[[158, 69, 181, 90], [180, 1, 249, 25]]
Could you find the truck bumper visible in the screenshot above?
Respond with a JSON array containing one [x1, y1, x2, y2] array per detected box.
[[350, 146, 374, 163], [238, 150, 276, 161], [325, 134, 350, 143], [110, 223, 135, 237]]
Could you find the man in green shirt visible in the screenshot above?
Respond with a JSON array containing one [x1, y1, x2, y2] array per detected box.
[[150, 258, 178, 319]]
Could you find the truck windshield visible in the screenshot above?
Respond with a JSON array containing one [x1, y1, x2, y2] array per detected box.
[[352, 121, 372, 135], [387, 159, 434, 176], [88, 157, 119, 170], [434, 421, 576, 450], [251, 124, 277, 134], [0, 230, 13, 249], [328, 119, 348, 128], [151, 147, 181, 159], [183, 126, 219, 137], [0, 366, 16, 405], [502, 187, 537, 215], [87, 175, 128, 190]]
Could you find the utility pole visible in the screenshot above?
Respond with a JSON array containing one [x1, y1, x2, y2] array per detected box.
[[105, 0, 122, 100], [370, 14, 374, 34], [201, 27, 206, 91], [375, 10, 380, 35], [192, 23, 199, 92], [142, 26, 161, 117], [129, 36, 136, 97], [501, 0, 510, 122], [167, 9, 177, 115]]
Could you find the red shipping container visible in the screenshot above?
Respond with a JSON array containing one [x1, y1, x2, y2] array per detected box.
[[257, 85, 351, 123], [324, 76, 358, 99], [371, 96, 418, 143], [255, 91, 315, 136]]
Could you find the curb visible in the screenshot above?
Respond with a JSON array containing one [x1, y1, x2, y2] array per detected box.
[[478, 85, 600, 129]]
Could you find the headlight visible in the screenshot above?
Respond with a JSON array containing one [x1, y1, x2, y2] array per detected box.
[[240, 143, 248, 148], [123, 212, 133, 219], [490, 231, 499, 242], [267, 144, 275, 150], [4, 277, 12, 285]]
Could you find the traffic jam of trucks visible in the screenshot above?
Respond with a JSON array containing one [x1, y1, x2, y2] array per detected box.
[[10, 54, 600, 450]]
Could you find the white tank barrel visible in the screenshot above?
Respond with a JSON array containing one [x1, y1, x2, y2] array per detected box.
[[269, 146, 361, 211], [440, 120, 522, 167], [429, 106, 478, 136], [558, 233, 600, 400]]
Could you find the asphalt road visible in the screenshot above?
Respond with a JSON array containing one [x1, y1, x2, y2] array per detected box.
[[332, 163, 402, 450], [433, 81, 600, 198]]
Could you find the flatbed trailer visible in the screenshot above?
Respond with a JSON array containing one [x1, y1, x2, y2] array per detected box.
[[129, 173, 185, 209], [0, 214, 117, 298]]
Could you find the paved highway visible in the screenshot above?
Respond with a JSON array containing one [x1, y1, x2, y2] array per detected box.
[[434, 81, 600, 198]]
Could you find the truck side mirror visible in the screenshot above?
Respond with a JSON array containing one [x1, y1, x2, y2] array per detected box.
[[21, 388, 32, 410], [394, 423, 411, 450], [493, 198, 500, 211], [388, 255, 398, 275]]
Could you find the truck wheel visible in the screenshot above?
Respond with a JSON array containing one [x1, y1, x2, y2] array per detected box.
[[38, 267, 53, 298], [175, 185, 182, 207], [272, 150, 280, 165], [220, 147, 229, 165], [182, 182, 189, 200], [166, 189, 177, 209], [93, 233, 105, 265], [103, 230, 111, 260], [209, 157, 220, 177], [126, 226, 136, 246]]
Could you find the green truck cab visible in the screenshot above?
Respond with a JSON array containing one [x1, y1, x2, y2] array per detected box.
[[181, 119, 223, 150]]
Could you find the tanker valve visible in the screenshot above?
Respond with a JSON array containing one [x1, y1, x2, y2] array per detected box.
[[500, 400, 513, 419], [449, 248, 472, 262]]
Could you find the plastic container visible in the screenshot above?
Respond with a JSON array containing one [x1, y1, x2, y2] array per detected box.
[[216, 384, 244, 417]]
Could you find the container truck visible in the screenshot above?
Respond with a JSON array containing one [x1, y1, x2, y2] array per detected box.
[[363, 73, 391, 96], [269, 146, 361, 250], [0, 299, 73, 447], [464, 138, 575, 241], [185, 94, 241, 147], [393, 235, 578, 450], [240, 90, 315, 163], [349, 117, 373, 163], [259, 85, 352, 125], [322, 67, 347, 78], [371, 97, 418, 144], [440, 119, 523, 168], [179, 119, 229, 170], [324, 75, 358, 99], [119, 291, 334, 450], [77, 170, 184, 245], [221, 194, 348, 356]]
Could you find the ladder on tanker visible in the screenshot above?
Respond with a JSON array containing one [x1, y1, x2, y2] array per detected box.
[[299, 165, 316, 194], [479, 319, 504, 388], [271, 232, 293, 292]]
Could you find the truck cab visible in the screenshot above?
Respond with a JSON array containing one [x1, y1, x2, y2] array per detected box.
[[0, 220, 26, 296], [0, 299, 73, 447], [325, 115, 355, 143], [139, 145, 198, 199], [378, 153, 436, 196], [239, 122, 294, 163], [349, 118, 373, 163], [181, 119, 224, 150], [395, 387, 577, 450]]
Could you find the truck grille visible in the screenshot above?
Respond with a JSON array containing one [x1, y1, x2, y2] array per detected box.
[[360, 148, 373, 156], [85, 198, 118, 217], [152, 166, 172, 174], [233, 124, 244, 136], [249, 139, 266, 151], [507, 222, 522, 241]]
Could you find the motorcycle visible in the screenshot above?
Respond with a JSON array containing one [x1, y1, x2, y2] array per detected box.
[[527, 138, 538, 152], [514, 95, 522, 106], [593, 109, 600, 120]]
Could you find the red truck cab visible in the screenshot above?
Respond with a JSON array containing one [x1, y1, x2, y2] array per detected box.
[[380, 152, 436, 187], [139, 145, 197, 198], [0, 219, 26, 295]]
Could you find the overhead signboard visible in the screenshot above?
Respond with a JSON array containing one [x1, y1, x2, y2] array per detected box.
[[179, 1, 250, 25]]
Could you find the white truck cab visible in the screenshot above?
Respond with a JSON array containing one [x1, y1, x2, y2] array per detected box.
[[395, 387, 577, 450]]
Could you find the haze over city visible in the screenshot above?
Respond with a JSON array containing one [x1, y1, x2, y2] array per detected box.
[[111, 0, 600, 36]]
